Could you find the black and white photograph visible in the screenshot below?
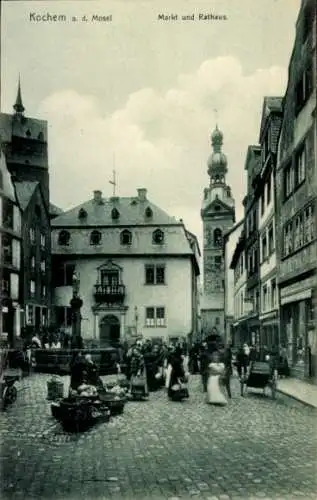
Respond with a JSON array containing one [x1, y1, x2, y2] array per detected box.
[[0, 0, 316, 498]]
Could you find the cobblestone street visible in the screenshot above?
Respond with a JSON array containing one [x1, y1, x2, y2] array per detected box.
[[1, 374, 316, 500]]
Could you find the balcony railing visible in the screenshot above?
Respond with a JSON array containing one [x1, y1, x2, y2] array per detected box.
[[94, 284, 126, 304]]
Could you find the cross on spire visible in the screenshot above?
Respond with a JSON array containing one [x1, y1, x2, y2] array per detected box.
[[109, 154, 117, 196], [213, 108, 218, 127]]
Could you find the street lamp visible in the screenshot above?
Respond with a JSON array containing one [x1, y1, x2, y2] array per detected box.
[[70, 271, 83, 341]]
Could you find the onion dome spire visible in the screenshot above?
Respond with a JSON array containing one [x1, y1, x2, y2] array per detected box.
[[207, 123, 228, 184], [13, 76, 25, 115]]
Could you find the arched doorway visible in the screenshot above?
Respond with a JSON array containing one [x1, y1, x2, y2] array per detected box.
[[99, 314, 120, 348]]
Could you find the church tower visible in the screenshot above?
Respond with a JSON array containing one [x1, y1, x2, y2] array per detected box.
[[201, 124, 235, 338], [0, 78, 50, 209]]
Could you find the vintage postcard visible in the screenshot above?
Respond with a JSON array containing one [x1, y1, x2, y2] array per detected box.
[[1, 0, 316, 499]]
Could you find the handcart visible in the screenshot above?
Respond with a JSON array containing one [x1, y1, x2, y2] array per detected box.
[[240, 361, 277, 399]]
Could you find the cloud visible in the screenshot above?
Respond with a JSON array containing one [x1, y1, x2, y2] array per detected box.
[[38, 56, 287, 245]]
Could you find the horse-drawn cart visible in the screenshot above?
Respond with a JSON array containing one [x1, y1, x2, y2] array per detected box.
[[240, 361, 277, 399]]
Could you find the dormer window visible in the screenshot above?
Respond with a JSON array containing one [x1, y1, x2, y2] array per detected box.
[[111, 208, 120, 220], [152, 229, 164, 245], [90, 230, 102, 245], [58, 230, 70, 246], [38, 132, 44, 141], [145, 207, 153, 218], [214, 205, 221, 211], [120, 230, 132, 245], [26, 129, 31, 137], [78, 208, 87, 219]]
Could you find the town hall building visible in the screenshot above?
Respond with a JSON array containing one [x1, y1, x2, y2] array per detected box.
[[51, 188, 200, 347]]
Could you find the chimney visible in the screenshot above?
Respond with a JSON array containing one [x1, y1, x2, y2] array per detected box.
[[93, 190, 102, 203], [137, 188, 147, 201]]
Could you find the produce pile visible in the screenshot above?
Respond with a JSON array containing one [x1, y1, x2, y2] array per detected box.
[[70, 384, 98, 397]]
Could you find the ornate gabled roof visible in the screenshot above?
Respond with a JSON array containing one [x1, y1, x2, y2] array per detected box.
[[14, 180, 39, 210], [51, 195, 180, 228], [259, 96, 283, 142]]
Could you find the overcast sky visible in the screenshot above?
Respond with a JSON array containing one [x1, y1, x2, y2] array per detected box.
[[1, 0, 300, 246]]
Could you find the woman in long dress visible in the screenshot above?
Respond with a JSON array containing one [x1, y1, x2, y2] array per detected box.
[[206, 350, 228, 405], [129, 346, 149, 399], [165, 347, 189, 401]]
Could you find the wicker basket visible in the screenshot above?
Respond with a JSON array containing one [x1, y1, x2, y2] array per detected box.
[[47, 376, 64, 401]]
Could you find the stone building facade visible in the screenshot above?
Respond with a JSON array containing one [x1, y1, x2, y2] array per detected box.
[[0, 147, 22, 345], [200, 126, 235, 338], [0, 82, 53, 332], [51, 188, 200, 347], [276, 0, 316, 380], [242, 146, 262, 346], [223, 219, 244, 345], [257, 97, 283, 349]]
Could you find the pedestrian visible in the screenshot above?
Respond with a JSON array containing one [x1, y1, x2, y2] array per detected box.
[[199, 342, 210, 392], [69, 351, 86, 392], [130, 345, 148, 399], [206, 350, 228, 406], [236, 345, 249, 381], [165, 346, 189, 401], [222, 345, 233, 399]]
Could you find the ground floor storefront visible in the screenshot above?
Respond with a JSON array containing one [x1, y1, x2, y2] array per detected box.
[[232, 315, 261, 348], [280, 275, 317, 382], [259, 311, 279, 351]]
